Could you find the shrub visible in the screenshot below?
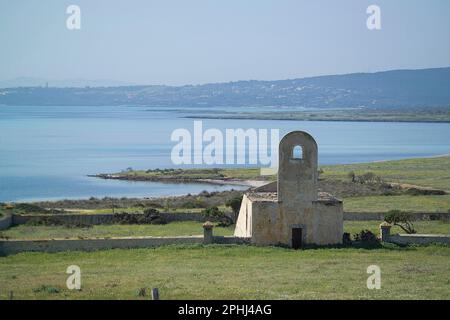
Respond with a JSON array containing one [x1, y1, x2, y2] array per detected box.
[[384, 210, 416, 234], [33, 285, 60, 294], [226, 196, 243, 222], [202, 206, 233, 227], [353, 230, 378, 243]]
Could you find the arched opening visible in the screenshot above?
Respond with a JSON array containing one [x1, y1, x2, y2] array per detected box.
[[292, 145, 303, 159]]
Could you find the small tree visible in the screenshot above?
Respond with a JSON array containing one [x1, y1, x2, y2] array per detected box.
[[202, 206, 223, 218], [347, 171, 356, 183], [226, 196, 242, 222], [384, 210, 416, 234], [202, 206, 233, 227]]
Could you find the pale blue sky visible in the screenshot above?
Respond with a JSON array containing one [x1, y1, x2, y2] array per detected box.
[[1, 0, 449, 85]]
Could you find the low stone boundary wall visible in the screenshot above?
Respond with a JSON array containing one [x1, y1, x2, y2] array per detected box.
[[344, 212, 450, 221], [12, 212, 209, 226], [0, 223, 251, 255], [0, 236, 204, 255], [387, 234, 450, 245], [380, 223, 450, 245], [0, 212, 13, 230]]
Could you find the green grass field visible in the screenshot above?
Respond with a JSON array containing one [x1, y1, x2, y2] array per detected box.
[[0, 244, 449, 299], [344, 195, 450, 213], [1, 221, 448, 240], [0, 222, 233, 240], [321, 156, 450, 191]]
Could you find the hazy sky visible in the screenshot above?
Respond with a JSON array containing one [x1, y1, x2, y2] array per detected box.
[[1, 0, 450, 85]]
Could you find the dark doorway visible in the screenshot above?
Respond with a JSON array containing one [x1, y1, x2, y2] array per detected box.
[[292, 227, 303, 249]]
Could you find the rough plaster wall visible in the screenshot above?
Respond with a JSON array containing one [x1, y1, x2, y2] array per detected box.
[[278, 131, 318, 204], [311, 202, 343, 245], [234, 195, 252, 237], [0, 212, 13, 230]]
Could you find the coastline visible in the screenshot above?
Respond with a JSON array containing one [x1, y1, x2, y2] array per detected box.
[[183, 115, 450, 124], [89, 173, 266, 188]]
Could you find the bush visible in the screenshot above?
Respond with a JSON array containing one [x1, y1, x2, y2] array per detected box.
[[225, 196, 243, 222], [353, 230, 378, 243], [384, 210, 416, 234], [202, 206, 233, 227], [405, 188, 446, 196]]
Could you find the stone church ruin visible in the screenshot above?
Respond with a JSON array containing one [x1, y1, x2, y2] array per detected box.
[[234, 131, 343, 248]]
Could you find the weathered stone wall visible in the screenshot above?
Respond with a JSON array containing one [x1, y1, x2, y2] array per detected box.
[[12, 212, 209, 226], [0, 236, 203, 255], [0, 212, 13, 230], [386, 234, 450, 245], [344, 212, 450, 221]]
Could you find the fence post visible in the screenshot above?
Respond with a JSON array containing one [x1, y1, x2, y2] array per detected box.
[[203, 221, 214, 244], [151, 288, 159, 300], [379, 222, 391, 242]]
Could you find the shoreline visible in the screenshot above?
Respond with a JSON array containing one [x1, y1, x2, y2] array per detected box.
[[89, 173, 266, 188], [183, 115, 450, 124], [5, 154, 448, 203]]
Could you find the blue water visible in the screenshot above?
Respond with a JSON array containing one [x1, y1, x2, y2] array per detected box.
[[1, 105, 449, 202]]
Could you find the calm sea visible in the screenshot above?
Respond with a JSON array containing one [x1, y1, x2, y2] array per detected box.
[[1, 105, 449, 202]]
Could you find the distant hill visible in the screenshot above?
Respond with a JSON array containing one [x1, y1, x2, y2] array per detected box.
[[0, 77, 135, 89], [1, 68, 449, 109]]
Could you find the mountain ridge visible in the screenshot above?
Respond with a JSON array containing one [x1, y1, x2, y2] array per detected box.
[[1, 67, 449, 109]]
